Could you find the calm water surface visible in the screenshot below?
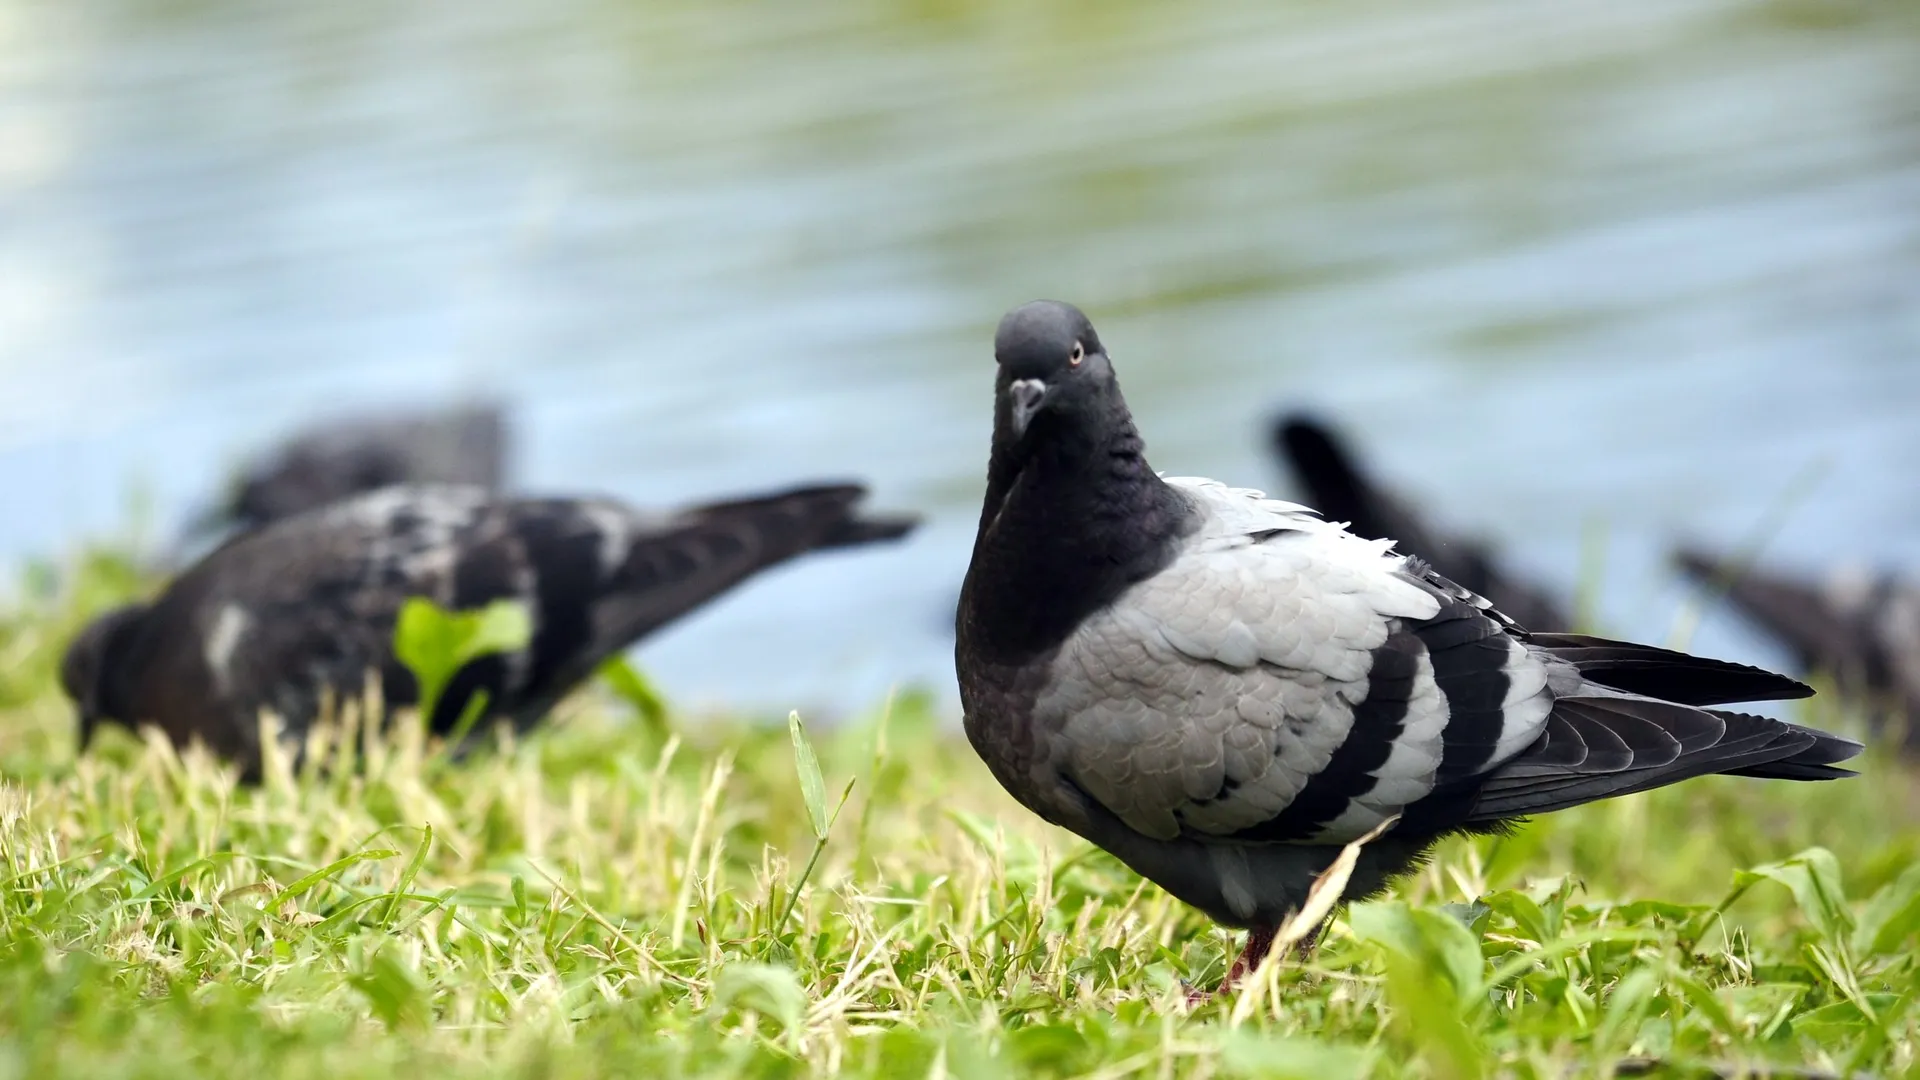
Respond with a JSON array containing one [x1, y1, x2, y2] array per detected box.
[[4, 0, 1918, 714]]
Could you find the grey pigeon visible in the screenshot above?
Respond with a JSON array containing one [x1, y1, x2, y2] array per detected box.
[[1271, 413, 1567, 631], [67, 482, 916, 776], [955, 301, 1860, 990], [1677, 548, 1920, 749], [217, 404, 507, 531]]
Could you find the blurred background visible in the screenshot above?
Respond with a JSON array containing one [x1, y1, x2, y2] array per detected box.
[[3, 0, 1917, 716]]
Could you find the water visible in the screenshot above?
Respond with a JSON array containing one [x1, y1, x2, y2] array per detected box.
[[3, 0, 1918, 716]]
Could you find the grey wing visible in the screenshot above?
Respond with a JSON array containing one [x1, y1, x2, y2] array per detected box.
[[1039, 477, 1556, 845]]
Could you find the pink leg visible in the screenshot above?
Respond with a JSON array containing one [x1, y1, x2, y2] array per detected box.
[[1223, 924, 1278, 989], [1187, 924, 1279, 1004]]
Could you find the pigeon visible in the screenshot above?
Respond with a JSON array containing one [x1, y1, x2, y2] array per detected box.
[[955, 301, 1860, 990], [66, 482, 916, 775], [1271, 413, 1567, 631], [1677, 548, 1920, 748], [212, 404, 508, 531]]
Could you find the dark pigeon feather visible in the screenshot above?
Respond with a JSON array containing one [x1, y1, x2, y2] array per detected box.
[[958, 301, 1860, 992], [1271, 413, 1568, 631], [1524, 632, 1812, 707], [1677, 547, 1920, 747], [66, 482, 916, 776], [214, 405, 508, 531]]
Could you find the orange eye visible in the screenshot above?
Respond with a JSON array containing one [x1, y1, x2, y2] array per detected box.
[[1069, 341, 1085, 366]]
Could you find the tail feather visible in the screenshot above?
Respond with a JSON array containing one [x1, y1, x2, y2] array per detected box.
[[1531, 632, 1812, 705], [1468, 698, 1858, 822], [1718, 715, 1864, 780], [596, 482, 917, 642], [682, 483, 918, 551], [821, 513, 920, 550]]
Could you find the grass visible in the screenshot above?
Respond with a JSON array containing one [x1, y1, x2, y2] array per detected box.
[[1, 546, 1917, 1079]]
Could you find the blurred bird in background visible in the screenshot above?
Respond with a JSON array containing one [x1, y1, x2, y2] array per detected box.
[[1677, 549, 1920, 751], [192, 404, 509, 537], [65, 481, 915, 776], [1270, 413, 1568, 632]]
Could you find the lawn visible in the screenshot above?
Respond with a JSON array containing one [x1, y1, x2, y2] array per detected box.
[[0, 547, 1915, 1078]]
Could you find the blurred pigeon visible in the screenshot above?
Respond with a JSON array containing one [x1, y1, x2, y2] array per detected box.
[[67, 482, 916, 775], [214, 404, 508, 531], [1271, 413, 1567, 631], [1677, 548, 1920, 747], [956, 301, 1859, 991]]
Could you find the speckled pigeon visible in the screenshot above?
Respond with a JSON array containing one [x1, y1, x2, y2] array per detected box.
[[67, 482, 915, 775], [1271, 413, 1567, 632], [956, 300, 1860, 990], [1678, 547, 1919, 751]]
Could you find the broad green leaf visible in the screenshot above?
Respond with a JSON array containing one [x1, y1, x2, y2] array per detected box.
[[1348, 900, 1424, 959], [1415, 907, 1487, 1003], [1666, 970, 1739, 1039], [1349, 900, 1486, 1005], [872, 1029, 941, 1078], [1609, 899, 1705, 925], [1007, 1024, 1092, 1073], [392, 597, 533, 723], [468, 600, 533, 654], [1483, 889, 1551, 943], [1735, 847, 1851, 944], [1597, 967, 1662, 1052], [1792, 997, 1896, 1044], [710, 962, 807, 1036], [1381, 950, 1487, 1079], [1483, 927, 1659, 996], [788, 711, 829, 840], [1218, 1033, 1374, 1080], [1853, 862, 1920, 956], [1439, 899, 1491, 934], [598, 656, 670, 742], [349, 948, 429, 1030]]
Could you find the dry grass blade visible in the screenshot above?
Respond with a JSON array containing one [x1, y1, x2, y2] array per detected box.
[[1230, 815, 1399, 1026]]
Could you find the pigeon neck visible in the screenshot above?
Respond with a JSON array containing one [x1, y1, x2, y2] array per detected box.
[[964, 398, 1192, 662]]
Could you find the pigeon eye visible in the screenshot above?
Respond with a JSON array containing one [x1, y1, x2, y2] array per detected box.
[[1069, 342, 1085, 366]]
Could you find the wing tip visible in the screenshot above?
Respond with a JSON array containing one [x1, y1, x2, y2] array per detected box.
[[825, 512, 920, 548]]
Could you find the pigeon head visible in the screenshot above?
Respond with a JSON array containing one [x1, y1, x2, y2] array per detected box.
[[993, 300, 1117, 441], [61, 604, 146, 746]]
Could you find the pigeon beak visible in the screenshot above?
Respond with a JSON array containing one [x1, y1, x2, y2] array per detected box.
[[1009, 378, 1049, 438]]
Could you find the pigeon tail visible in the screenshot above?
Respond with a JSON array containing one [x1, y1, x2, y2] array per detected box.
[[1463, 699, 1860, 823], [820, 512, 919, 549], [1530, 632, 1813, 705]]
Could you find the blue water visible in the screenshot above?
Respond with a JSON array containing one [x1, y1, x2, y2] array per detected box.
[[3, 0, 1917, 715]]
